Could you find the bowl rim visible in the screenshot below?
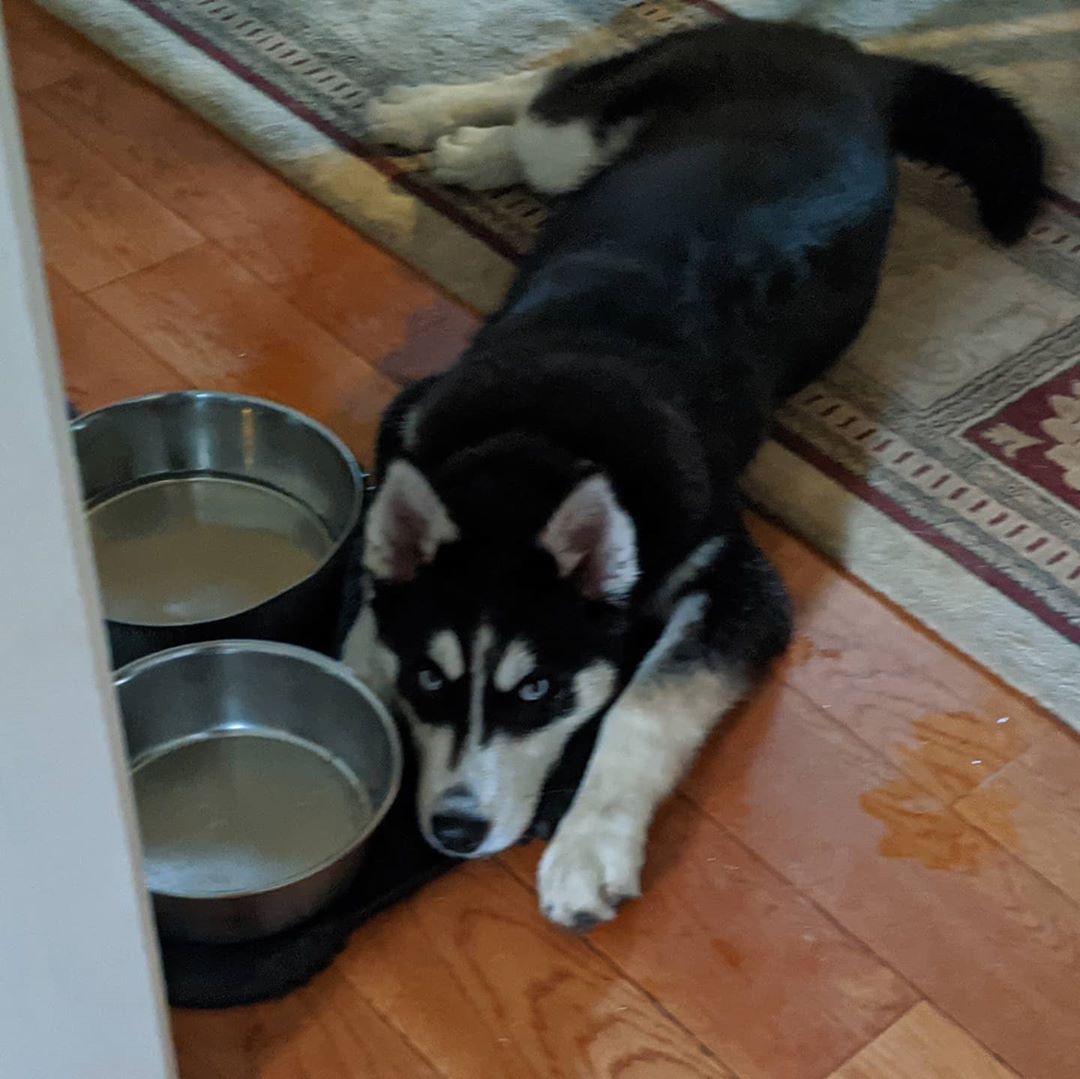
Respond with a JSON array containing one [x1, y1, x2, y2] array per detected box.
[[114, 638, 404, 902], [72, 390, 366, 630]]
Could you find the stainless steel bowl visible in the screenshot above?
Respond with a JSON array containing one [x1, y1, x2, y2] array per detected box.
[[72, 392, 364, 667], [115, 640, 402, 943]]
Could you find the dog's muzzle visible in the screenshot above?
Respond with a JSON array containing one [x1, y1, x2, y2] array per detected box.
[[427, 783, 492, 856]]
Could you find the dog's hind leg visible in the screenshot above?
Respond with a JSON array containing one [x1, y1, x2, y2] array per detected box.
[[510, 32, 728, 195], [365, 44, 675, 192], [385, 60, 648, 194], [538, 532, 791, 930], [364, 70, 547, 151], [366, 36, 694, 191], [430, 125, 525, 190], [510, 50, 661, 196]]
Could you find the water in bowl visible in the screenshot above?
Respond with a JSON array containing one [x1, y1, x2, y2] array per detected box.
[[133, 730, 372, 896], [88, 475, 333, 626]]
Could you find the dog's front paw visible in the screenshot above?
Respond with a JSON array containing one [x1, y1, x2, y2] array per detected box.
[[364, 91, 455, 150], [538, 812, 644, 931]]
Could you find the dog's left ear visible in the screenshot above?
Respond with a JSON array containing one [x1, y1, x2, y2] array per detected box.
[[539, 473, 639, 603], [364, 460, 458, 582]]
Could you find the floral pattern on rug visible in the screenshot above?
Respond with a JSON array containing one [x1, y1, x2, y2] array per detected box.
[[968, 366, 1080, 511]]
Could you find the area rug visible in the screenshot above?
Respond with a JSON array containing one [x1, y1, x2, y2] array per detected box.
[[34, 0, 1080, 723]]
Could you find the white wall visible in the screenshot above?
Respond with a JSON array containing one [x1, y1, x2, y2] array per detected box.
[[0, 18, 176, 1079]]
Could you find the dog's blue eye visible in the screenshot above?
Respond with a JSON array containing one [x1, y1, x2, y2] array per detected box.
[[417, 668, 444, 692], [518, 678, 550, 703]]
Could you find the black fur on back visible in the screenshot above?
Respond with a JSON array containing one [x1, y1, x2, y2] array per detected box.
[[375, 18, 1043, 672]]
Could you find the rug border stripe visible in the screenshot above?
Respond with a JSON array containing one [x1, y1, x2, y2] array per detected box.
[[747, 438, 1080, 720], [774, 425, 1080, 646]]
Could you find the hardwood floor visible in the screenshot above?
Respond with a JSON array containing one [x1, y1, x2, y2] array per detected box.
[[8, 3, 1079, 1075]]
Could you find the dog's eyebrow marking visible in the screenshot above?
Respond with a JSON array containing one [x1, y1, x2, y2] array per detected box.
[[427, 630, 465, 680], [467, 624, 495, 751], [493, 638, 537, 691]]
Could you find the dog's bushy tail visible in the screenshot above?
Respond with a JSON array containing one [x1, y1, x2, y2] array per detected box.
[[872, 56, 1044, 244]]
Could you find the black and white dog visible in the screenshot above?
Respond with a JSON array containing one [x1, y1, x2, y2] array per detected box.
[[344, 20, 1043, 929]]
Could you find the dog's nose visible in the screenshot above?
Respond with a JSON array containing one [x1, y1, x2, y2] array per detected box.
[[431, 813, 490, 855]]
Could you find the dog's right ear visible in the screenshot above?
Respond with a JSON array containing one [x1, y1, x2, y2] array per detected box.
[[363, 460, 458, 582], [539, 473, 639, 603]]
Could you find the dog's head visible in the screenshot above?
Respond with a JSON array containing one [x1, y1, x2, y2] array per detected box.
[[361, 456, 638, 857]]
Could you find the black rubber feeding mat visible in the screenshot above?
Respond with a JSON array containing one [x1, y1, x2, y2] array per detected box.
[[160, 747, 457, 1009], [155, 531, 459, 1009]]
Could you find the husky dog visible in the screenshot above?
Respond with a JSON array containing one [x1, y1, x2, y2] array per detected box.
[[344, 20, 1043, 929]]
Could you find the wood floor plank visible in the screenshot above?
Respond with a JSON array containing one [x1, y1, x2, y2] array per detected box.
[[171, 980, 442, 1079], [46, 270, 190, 411], [3, 0, 101, 93], [33, 60, 477, 377], [223, 211, 478, 383], [19, 100, 202, 291], [88, 244, 400, 465], [749, 514, 1058, 806], [503, 793, 916, 1079], [680, 680, 1080, 1079], [326, 860, 732, 1079], [29, 57, 314, 246], [828, 1002, 1018, 1079], [956, 726, 1080, 907], [369, 299, 477, 384]]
